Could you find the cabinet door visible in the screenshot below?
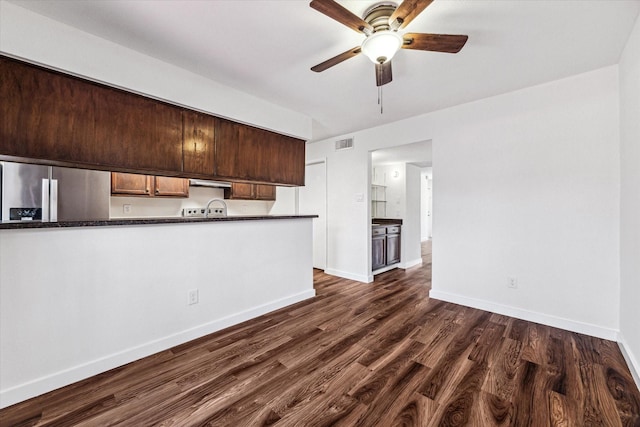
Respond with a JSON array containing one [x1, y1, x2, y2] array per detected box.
[[93, 84, 183, 173], [215, 118, 305, 186], [386, 233, 401, 265], [0, 56, 95, 163], [254, 184, 276, 201], [154, 176, 189, 197], [260, 129, 306, 186], [372, 235, 387, 271], [111, 172, 152, 196], [183, 110, 215, 176], [224, 182, 254, 199]]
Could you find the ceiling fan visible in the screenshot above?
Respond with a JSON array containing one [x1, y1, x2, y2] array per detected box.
[[310, 0, 468, 87]]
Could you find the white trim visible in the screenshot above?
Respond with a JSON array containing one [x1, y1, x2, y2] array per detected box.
[[325, 268, 371, 283], [0, 289, 315, 409], [305, 158, 327, 166], [618, 333, 640, 391], [428, 289, 619, 341], [372, 263, 400, 276], [400, 258, 423, 269]]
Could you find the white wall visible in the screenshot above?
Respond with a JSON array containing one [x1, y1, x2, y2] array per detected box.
[[0, 219, 314, 408], [307, 65, 621, 340], [270, 187, 297, 215], [619, 14, 640, 385], [421, 168, 433, 241], [0, 2, 311, 140], [402, 164, 422, 269], [431, 66, 620, 339], [373, 164, 405, 219]]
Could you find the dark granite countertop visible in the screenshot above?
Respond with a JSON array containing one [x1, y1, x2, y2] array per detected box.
[[0, 215, 318, 230], [372, 218, 403, 226]]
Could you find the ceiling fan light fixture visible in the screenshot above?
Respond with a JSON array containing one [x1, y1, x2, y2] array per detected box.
[[361, 30, 403, 64]]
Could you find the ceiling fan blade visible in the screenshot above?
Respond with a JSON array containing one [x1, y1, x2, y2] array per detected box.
[[311, 47, 362, 72], [389, 0, 434, 29], [310, 0, 373, 34], [402, 33, 468, 53], [375, 61, 393, 87]]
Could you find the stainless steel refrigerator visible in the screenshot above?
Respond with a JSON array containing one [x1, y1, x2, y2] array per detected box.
[[0, 161, 110, 223]]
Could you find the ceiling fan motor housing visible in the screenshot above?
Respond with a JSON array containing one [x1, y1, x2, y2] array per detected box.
[[363, 3, 398, 32], [361, 3, 402, 65]]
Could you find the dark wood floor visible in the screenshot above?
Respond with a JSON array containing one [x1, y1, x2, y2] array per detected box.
[[2, 241, 639, 426]]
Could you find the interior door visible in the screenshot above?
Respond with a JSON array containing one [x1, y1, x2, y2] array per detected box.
[[298, 161, 327, 270]]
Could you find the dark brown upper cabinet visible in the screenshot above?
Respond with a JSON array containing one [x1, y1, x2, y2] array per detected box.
[[0, 56, 183, 173], [93, 87, 183, 172], [0, 56, 96, 163], [215, 118, 305, 186], [1, 55, 305, 186], [182, 110, 215, 176]]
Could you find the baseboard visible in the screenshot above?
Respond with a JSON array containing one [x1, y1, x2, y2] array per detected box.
[[400, 258, 423, 269], [428, 289, 619, 341], [372, 264, 398, 276], [0, 289, 316, 409], [324, 268, 371, 283], [618, 333, 640, 390]]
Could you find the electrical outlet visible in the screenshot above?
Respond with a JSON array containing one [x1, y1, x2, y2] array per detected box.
[[123, 204, 132, 214], [182, 208, 226, 217], [188, 289, 199, 305], [507, 276, 518, 289]]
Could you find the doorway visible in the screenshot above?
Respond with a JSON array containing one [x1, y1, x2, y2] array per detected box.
[[298, 160, 327, 270], [370, 140, 432, 275]]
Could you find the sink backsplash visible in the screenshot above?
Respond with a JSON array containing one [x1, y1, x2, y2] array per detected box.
[[110, 186, 294, 218]]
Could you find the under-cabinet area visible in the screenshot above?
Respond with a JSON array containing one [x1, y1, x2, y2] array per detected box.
[[372, 222, 401, 274]]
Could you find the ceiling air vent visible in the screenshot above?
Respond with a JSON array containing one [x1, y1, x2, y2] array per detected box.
[[335, 137, 354, 151]]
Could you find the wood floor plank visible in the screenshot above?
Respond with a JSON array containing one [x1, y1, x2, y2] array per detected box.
[[1, 241, 639, 427]]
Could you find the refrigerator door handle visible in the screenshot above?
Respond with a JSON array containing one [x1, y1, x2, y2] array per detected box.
[[50, 179, 58, 222], [41, 178, 50, 222]]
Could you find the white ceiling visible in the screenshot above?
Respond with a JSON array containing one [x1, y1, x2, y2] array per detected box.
[[8, 0, 640, 141]]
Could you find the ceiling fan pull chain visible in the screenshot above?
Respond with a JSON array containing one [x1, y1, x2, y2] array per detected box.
[[378, 86, 383, 114]]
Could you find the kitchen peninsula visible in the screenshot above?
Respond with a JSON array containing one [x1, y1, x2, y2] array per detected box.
[[0, 215, 315, 407], [0, 47, 313, 409]]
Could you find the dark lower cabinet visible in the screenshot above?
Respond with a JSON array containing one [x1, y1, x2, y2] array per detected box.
[[372, 234, 387, 271], [372, 224, 401, 272], [386, 233, 401, 265]]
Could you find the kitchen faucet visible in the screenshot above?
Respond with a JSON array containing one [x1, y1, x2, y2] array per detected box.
[[204, 198, 227, 218]]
